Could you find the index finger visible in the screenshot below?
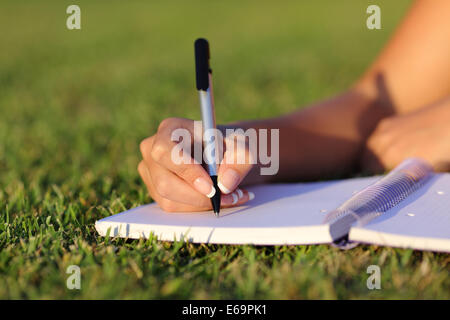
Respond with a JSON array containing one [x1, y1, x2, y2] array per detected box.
[[141, 120, 217, 199]]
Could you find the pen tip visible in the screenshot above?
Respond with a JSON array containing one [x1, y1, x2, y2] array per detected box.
[[210, 175, 221, 217], [212, 202, 220, 217]]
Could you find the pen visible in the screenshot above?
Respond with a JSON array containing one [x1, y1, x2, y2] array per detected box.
[[194, 38, 221, 216]]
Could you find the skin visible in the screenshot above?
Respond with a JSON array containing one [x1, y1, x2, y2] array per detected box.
[[139, 0, 450, 212], [362, 96, 450, 173]]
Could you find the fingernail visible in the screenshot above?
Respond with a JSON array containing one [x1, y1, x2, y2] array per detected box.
[[218, 168, 240, 194], [236, 188, 243, 199], [206, 186, 216, 198], [218, 181, 231, 194], [248, 192, 255, 201], [231, 192, 238, 205], [222, 192, 239, 205], [194, 177, 215, 198]]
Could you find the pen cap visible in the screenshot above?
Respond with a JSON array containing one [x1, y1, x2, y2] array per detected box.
[[194, 38, 210, 91]]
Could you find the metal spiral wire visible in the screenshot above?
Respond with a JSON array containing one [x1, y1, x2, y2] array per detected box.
[[323, 158, 434, 248]]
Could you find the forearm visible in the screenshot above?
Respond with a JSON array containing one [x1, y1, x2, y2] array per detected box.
[[224, 0, 450, 184], [230, 85, 393, 183], [358, 0, 450, 114]]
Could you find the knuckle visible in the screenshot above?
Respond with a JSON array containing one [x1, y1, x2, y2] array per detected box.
[[367, 132, 383, 150], [137, 161, 146, 175], [147, 189, 157, 200], [159, 199, 177, 212], [158, 117, 178, 132], [383, 147, 396, 162], [366, 135, 377, 149], [377, 118, 393, 131], [174, 164, 189, 177], [139, 137, 154, 159], [154, 179, 170, 198], [150, 140, 167, 162], [376, 132, 390, 147], [193, 197, 211, 209], [176, 165, 198, 184]]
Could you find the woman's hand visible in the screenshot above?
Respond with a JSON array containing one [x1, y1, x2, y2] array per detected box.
[[138, 118, 255, 212], [361, 97, 450, 172]]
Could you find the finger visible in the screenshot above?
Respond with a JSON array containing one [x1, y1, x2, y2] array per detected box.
[[140, 161, 255, 211], [221, 188, 256, 207], [160, 188, 256, 212], [381, 141, 413, 170], [141, 122, 216, 198], [139, 160, 213, 212], [138, 160, 152, 189], [217, 132, 255, 194], [361, 130, 392, 173], [146, 159, 215, 208]]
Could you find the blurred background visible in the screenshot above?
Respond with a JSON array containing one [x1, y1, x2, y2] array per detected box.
[[0, 0, 411, 190]]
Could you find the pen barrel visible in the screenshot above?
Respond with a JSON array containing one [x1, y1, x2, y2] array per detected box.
[[198, 88, 219, 176]]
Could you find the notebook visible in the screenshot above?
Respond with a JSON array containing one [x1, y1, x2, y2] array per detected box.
[[95, 158, 450, 252]]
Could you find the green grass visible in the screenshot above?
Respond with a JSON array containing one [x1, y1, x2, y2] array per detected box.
[[1, 0, 449, 299]]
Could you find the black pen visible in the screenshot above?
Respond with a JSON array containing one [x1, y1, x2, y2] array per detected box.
[[194, 38, 221, 216]]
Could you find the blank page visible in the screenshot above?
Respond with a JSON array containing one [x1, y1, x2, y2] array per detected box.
[[349, 174, 450, 252], [96, 177, 378, 245]]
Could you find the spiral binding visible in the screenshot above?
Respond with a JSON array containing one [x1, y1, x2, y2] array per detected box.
[[323, 158, 434, 248]]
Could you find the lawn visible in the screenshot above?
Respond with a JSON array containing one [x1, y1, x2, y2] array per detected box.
[[1, 0, 449, 299]]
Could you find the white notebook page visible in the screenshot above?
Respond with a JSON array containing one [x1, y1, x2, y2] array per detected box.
[[95, 177, 378, 245]]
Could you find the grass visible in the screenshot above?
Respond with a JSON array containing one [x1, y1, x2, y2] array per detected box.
[[0, 0, 449, 299]]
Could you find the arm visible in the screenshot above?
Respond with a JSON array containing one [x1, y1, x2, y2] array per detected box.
[[238, 0, 450, 183], [233, 87, 392, 183], [358, 0, 450, 114], [138, 0, 450, 211]]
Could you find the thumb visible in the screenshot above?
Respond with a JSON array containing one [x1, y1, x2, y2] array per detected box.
[[217, 131, 255, 194]]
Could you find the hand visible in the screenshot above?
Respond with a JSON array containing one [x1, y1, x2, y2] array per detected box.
[[138, 118, 255, 212], [361, 97, 450, 172]]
